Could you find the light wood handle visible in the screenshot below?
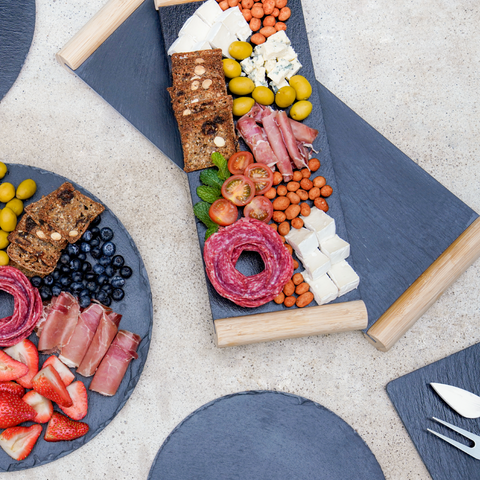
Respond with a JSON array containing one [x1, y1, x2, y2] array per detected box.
[[214, 300, 368, 347], [366, 217, 480, 352], [56, 0, 145, 71], [155, 0, 199, 10]]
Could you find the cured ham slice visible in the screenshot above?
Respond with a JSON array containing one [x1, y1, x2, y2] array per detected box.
[[76, 311, 122, 377], [275, 111, 309, 170], [89, 330, 141, 396], [38, 292, 79, 354], [288, 118, 318, 144], [59, 303, 104, 368]]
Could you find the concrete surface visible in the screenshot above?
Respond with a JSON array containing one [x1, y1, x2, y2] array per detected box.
[[0, 0, 479, 478]]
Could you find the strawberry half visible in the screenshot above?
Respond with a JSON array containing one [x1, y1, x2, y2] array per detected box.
[[42, 356, 74, 386], [22, 390, 53, 424], [0, 392, 37, 428], [0, 350, 28, 382], [4, 339, 39, 389], [0, 381, 25, 398], [32, 365, 73, 407], [58, 381, 88, 420], [0, 424, 42, 461], [44, 412, 89, 442]]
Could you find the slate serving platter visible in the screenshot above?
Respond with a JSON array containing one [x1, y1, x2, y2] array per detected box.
[[386, 343, 480, 480], [0, 0, 35, 102], [0, 164, 152, 471], [148, 390, 385, 480]]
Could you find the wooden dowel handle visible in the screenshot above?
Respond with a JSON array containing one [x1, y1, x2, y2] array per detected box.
[[214, 300, 368, 347], [155, 0, 200, 10], [366, 216, 480, 352], [56, 0, 145, 71]]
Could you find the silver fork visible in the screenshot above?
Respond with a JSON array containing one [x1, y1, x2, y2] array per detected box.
[[428, 417, 480, 460]]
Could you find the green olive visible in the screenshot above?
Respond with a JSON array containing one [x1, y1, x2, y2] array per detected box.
[[0, 162, 6, 180], [16, 179, 37, 200], [222, 59, 242, 79], [289, 75, 312, 101], [290, 101, 313, 121], [0, 183, 15, 203], [228, 41, 253, 61], [0, 208, 17, 232], [0, 251, 9, 266], [252, 86, 274, 106], [232, 97, 255, 117], [229, 77, 255, 96], [0, 230, 9, 250], [275, 86, 296, 108], [6, 198, 23, 216]]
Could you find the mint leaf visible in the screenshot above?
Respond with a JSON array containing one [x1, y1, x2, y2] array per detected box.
[[200, 169, 224, 189], [211, 152, 230, 181], [205, 225, 219, 240], [197, 185, 221, 203], [193, 201, 216, 228]]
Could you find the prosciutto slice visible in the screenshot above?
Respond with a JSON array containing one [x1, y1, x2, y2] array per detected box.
[[38, 292, 80, 354], [288, 118, 318, 144], [76, 311, 122, 377], [59, 303, 104, 368], [275, 111, 309, 170], [89, 330, 141, 396]]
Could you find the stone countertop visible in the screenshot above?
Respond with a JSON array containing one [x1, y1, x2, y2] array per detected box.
[[0, 0, 479, 478]]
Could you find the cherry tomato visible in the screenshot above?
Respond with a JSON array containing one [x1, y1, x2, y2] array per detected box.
[[228, 151, 254, 175], [221, 175, 255, 207], [209, 199, 238, 226], [243, 196, 274, 223], [243, 163, 274, 196]]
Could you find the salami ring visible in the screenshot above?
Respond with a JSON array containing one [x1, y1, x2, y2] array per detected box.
[[204, 218, 294, 308], [0, 266, 42, 347]]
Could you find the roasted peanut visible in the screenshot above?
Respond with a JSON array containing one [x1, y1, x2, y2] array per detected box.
[[264, 187, 276, 199], [313, 176, 326, 188], [263, 0, 275, 15], [251, 4, 264, 17], [292, 273, 304, 285], [286, 181, 300, 192], [272, 7, 280, 16], [275, 21, 287, 31], [273, 171, 283, 185], [283, 279, 295, 296], [296, 291, 314, 308], [309, 158, 320, 171], [242, 8, 253, 21], [285, 204, 301, 220], [300, 168, 311, 178], [250, 31, 266, 42], [273, 210, 287, 223], [293, 259, 299, 269], [292, 171, 303, 182], [284, 296, 296, 307], [314, 197, 329, 212], [300, 202, 311, 217], [291, 217, 303, 229], [286, 191, 300, 204], [228, 0, 239, 6], [278, 6, 291, 21], [320, 185, 333, 197], [219, 0, 229, 9], [278, 221, 290, 236], [263, 15, 276, 26], [249, 17, 262, 31], [275, 0, 287, 7], [296, 189, 309, 201], [284, 243, 293, 255], [260, 26, 276, 37], [300, 178, 313, 190], [308, 187, 321, 200], [277, 184, 287, 196], [242, 0, 253, 7], [295, 282, 309, 295], [279, 234, 286, 243], [270, 223, 278, 231], [274, 291, 285, 304]]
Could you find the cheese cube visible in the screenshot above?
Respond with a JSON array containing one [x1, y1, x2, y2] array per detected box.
[[167, 35, 198, 56], [285, 227, 318, 258], [268, 30, 291, 45], [258, 41, 288, 60], [217, 7, 251, 42], [240, 57, 255, 75], [270, 78, 289, 92], [206, 23, 237, 58], [282, 46, 297, 62], [319, 235, 350, 264], [305, 274, 338, 305], [179, 14, 211, 43], [264, 59, 277, 73], [267, 58, 292, 84], [285, 58, 302, 79], [195, 0, 223, 27], [300, 248, 331, 280], [248, 67, 267, 87], [327, 261, 360, 296], [301, 207, 336, 243]]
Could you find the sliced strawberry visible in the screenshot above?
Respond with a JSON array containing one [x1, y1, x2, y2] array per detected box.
[[22, 390, 53, 423], [44, 412, 89, 442], [0, 381, 25, 398], [0, 350, 28, 382], [58, 381, 88, 420], [32, 365, 73, 407], [0, 392, 37, 428], [4, 339, 39, 389], [0, 424, 42, 460], [42, 356, 74, 386]]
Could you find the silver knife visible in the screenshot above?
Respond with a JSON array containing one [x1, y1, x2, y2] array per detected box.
[[431, 383, 480, 418]]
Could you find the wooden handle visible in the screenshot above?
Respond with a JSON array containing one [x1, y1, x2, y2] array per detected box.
[[56, 0, 145, 70], [155, 0, 199, 10], [366, 217, 480, 352], [214, 300, 368, 347]]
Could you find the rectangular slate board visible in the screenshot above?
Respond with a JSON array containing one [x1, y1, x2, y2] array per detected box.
[[387, 344, 480, 480], [68, 0, 477, 328]]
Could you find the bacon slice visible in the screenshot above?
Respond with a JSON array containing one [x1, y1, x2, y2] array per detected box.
[[76, 311, 122, 377], [275, 110, 309, 170], [288, 118, 318, 144], [38, 292, 79, 354], [59, 303, 104, 368], [89, 330, 141, 396]]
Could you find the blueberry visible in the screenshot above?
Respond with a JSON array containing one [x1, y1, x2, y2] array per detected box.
[[93, 264, 105, 275], [82, 230, 93, 242], [84, 273, 96, 282], [52, 285, 62, 297], [67, 244, 80, 257], [100, 227, 113, 241], [111, 275, 125, 288], [90, 247, 102, 259], [91, 214, 102, 226], [86, 281, 97, 292], [80, 242, 91, 253], [102, 296, 112, 307], [60, 253, 70, 265], [81, 261, 91, 273], [60, 276, 71, 287], [120, 266, 133, 279], [97, 274, 108, 286], [79, 296, 91, 309], [101, 284, 113, 295], [61, 264, 71, 274], [105, 265, 115, 277], [43, 275, 54, 286], [30, 276, 43, 288], [99, 255, 112, 266], [77, 252, 87, 261], [52, 270, 61, 281], [111, 255, 124, 269], [90, 226, 100, 238], [102, 241, 116, 257], [71, 282, 84, 292], [71, 272, 83, 283], [112, 288, 125, 301], [69, 258, 82, 272], [40, 286, 52, 300], [90, 237, 100, 248], [95, 290, 108, 303]]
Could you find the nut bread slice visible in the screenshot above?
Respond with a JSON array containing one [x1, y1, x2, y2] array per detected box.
[[7, 243, 55, 277]]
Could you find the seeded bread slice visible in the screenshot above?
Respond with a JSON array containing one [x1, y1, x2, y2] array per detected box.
[[7, 243, 55, 277]]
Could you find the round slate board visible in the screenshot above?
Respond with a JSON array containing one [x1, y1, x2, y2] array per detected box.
[[0, 164, 152, 471], [149, 391, 384, 480], [0, 0, 35, 102]]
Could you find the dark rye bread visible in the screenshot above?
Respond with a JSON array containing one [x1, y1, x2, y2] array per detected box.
[[174, 96, 233, 127], [7, 243, 55, 277]]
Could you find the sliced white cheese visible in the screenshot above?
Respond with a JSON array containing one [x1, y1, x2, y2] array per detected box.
[[285, 227, 318, 259], [206, 22, 237, 58], [195, 0, 223, 27], [319, 234, 350, 264], [192, 39, 212, 51], [301, 207, 336, 243], [327, 260, 360, 296], [300, 248, 331, 281], [168, 34, 198, 56], [217, 7, 251, 42], [179, 14, 211, 43], [304, 273, 338, 305]]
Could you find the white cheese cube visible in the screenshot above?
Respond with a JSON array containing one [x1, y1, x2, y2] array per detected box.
[[167, 35, 198, 56], [285, 58, 302, 79], [300, 248, 331, 280], [319, 235, 350, 264], [206, 23, 237, 58], [192, 39, 212, 51], [268, 30, 291, 45], [281, 46, 297, 62], [327, 261, 360, 296], [217, 7, 251, 42], [301, 207, 336, 243], [258, 41, 288, 60], [252, 53, 264, 68], [270, 78, 289, 92], [267, 58, 292, 84], [195, 0, 223, 27], [179, 14, 211, 42], [264, 59, 277, 74], [285, 227, 318, 258], [235, 21, 252, 42], [248, 67, 267, 87], [305, 274, 338, 305], [240, 57, 255, 75]]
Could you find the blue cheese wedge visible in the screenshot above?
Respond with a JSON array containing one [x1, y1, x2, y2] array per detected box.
[[319, 235, 350, 264], [301, 207, 336, 243], [327, 261, 360, 296], [299, 248, 331, 280], [304, 273, 338, 305], [285, 227, 319, 258], [195, 0, 223, 27]]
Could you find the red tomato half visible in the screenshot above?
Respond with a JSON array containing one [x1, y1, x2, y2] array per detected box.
[[243, 163, 274, 196], [228, 151, 254, 175], [243, 196, 274, 223], [221, 175, 255, 207], [209, 199, 238, 226]]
